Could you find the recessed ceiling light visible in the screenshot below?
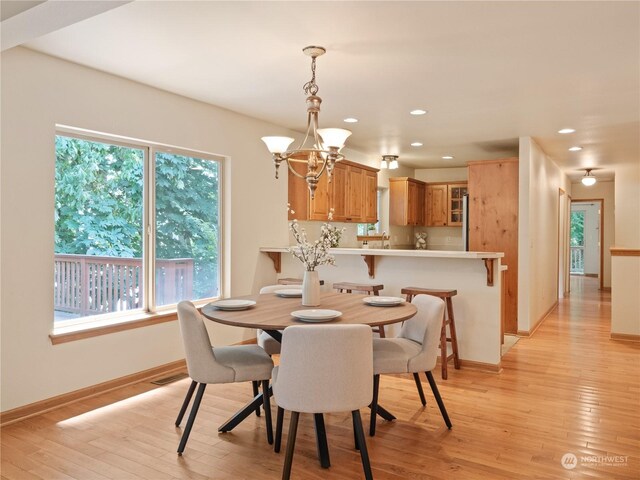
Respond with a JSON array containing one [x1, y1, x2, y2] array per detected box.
[[410, 109, 428, 116], [343, 117, 358, 123], [569, 146, 583, 152], [558, 128, 575, 134], [411, 142, 423, 147], [442, 155, 454, 160]]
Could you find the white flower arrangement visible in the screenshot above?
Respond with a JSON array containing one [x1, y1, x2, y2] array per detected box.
[[288, 206, 345, 271]]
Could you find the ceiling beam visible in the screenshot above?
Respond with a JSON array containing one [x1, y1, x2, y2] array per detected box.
[[1, 0, 132, 52]]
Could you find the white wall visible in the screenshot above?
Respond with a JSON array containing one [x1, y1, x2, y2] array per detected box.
[[611, 161, 640, 335], [518, 137, 571, 333], [571, 180, 614, 287], [0, 48, 296, 411]]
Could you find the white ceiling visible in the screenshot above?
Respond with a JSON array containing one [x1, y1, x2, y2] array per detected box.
[[12, 1, 640, 181]]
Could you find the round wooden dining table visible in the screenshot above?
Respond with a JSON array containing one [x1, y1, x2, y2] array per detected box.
[[201, 291, 417, 342], [201, 290, 417, 468]]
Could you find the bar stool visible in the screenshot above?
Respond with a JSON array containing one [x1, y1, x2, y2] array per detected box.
[[333, 282, 386, 337], [278, 277, 325, 286], [401, 287, 460, 380]]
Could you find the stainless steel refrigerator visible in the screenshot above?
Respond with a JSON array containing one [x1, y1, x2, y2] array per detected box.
[[462, 193, 470, 251]]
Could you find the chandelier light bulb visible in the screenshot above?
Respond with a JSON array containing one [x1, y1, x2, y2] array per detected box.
[[261, 136, 294, 154], [317, 128, 352, 150]]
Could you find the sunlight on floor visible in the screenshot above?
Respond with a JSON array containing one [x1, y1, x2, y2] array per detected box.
[[57, 385, 168, 427]]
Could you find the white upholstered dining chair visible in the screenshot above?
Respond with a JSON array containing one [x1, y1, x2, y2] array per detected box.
[[175, 301, 275, 455], [273, 324, 374, 480], [370, 294, 452, 436], [176, 284, 292, 427]]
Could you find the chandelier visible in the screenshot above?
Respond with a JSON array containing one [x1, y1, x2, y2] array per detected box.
[[262, 46, 351, 198]]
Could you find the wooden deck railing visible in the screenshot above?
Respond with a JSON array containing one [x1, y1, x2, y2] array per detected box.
[[54, 254, 194, 317], [570, 246, 585, 274]]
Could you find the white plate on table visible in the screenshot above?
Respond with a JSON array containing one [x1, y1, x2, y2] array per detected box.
[[275, 289, 303, 298], [291, 309, 342, 322], [210, 299, 256, 311], [363, 296, 405, 307]]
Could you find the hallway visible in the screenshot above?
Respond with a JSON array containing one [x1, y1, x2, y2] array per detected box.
[[1, 278, 639, 479]]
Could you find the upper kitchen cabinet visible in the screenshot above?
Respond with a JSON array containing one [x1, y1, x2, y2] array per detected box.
[[288, 160, 378, 223], [389, 177, 426, 226], [425, 182, 468, 226], [447, 183, 468, 226], [425, 184, 448, 226], [363, 170, 378, 223]]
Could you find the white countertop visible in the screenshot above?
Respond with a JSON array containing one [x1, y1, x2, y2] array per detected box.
[[260, 247, 504, 259]]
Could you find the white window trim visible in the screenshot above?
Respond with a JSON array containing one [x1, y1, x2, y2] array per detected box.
[[52, 126, 225, 338]]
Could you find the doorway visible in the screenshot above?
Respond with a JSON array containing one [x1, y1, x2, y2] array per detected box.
[[570, 199, 604, 289]]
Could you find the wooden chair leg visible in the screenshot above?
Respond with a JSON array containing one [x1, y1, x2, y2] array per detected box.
[[252, 381, 261, 417], [274, 406, 284, 453], [177, 383, 206, 455], [282, 411, 300, 480], [440, 315, 448, 380], [369, 374, 380, 436], [261, 380, 273, 445], [352, 410, 374, 480], [447, 297, 461, 369], [378, 325, 386, 338], [425, 371, 452, 429], [175, 380, 197, 427], [413, 372, 426, 406]]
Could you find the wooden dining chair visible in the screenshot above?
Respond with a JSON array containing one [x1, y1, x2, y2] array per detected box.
[[273, 325, 374, 480], [370, 294, 452, 436], [175, 301, 275, 455]]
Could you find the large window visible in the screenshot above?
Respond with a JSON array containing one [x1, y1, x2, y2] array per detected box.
[[54, 134, 222, 326]]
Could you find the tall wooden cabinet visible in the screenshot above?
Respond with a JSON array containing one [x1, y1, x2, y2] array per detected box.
[[288, 160, 378, 223], [468, 158, 519, 334], [389, 177, 426, 226]]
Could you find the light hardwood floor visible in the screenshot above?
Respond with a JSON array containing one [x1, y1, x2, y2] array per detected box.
[[2, 277, 639, 479]]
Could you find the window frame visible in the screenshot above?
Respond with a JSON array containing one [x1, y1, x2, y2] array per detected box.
[[52, 127, 224, 338]]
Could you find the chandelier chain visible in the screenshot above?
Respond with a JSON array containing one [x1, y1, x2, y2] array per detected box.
[[303, 55, 319, 96]]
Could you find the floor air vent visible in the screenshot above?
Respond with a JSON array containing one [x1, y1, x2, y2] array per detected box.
[[151, 372, 189, 385]]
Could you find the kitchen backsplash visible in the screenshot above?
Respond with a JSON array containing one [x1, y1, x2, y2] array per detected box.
[[291, 221, 461, 250]]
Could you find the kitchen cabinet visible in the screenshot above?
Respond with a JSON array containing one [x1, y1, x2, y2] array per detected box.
[[425, 184, 448, 226], [363, 170, 378, 223], [468, 158, 518, 334], [288, 160, 378, 223], [425, 182, 468, 227], [389, 177, 426, 226], [447, 183, 468, 226]]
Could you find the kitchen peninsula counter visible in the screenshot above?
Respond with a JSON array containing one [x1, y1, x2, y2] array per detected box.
[[259, 247, 505, 370], [261, 246, 504, 259]]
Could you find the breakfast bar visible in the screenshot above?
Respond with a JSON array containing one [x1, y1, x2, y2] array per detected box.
[[260, 247, 505, 370]]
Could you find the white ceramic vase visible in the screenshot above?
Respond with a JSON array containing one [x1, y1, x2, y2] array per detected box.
[[302, 270, 321, 307]]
